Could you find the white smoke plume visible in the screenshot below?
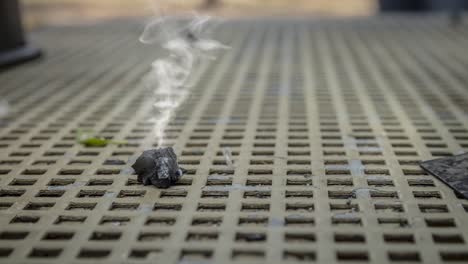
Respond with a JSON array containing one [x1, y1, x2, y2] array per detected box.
[[140, 2, 228, 147]]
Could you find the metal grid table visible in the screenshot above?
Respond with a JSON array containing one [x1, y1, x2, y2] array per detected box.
[[0, 16, 468, 264]]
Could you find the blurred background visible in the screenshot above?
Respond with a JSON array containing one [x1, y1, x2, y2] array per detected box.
[[1, 1, 468, 263], [21, 0, 468, 30], [22, 0, 377, 29]]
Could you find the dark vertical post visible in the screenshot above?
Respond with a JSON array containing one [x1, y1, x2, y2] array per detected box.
[[0, 0, 41, 69], [449, 0, 463, 27]]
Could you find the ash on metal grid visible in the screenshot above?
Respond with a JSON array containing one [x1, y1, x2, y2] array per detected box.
[[420, 153, 468, 199], [132, 147, 185, 188]]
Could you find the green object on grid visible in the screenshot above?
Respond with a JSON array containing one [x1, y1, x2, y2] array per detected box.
[[76, 129, 127, 147]]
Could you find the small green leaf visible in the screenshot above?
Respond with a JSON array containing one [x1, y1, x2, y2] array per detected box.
[[80, 137, 109, 147], [76, 129, 127, 147]]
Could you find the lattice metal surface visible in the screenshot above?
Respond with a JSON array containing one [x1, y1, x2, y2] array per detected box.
[[1, 16, 468, 264]]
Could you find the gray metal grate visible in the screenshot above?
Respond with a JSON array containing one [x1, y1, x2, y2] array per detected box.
[[1, 16, 468, 263]]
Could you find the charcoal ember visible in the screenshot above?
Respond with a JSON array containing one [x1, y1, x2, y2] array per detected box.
[[132, 147, 184, 188]]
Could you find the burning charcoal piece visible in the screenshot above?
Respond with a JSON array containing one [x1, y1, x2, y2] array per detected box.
[[132, 147, 184, 188]]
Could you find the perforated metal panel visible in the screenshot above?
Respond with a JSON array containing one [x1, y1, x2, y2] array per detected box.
[[1, 16, 468, 264]]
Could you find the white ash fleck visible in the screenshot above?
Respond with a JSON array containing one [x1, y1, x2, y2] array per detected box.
[[352, 187, 385, 198], [286, 214, 311, 220], [119, 167, 134, 175], [366, 175, 391, 180], [349, 159, 365, 176], [207, 174, 231, 180], [333, 211, 360, 219], [202, 184, 271, 192], [269, 218, 284, 227], [104, 192, 116, 198], [140, 204, 153, 214], [47, 181, 86, 190], [222, 147, 235, 169]]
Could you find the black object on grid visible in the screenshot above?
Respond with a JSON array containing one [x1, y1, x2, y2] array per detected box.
[[0, 0, 41, 69]]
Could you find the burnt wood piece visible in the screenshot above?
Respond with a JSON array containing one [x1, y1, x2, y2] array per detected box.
[[420, 153, 468, 199]]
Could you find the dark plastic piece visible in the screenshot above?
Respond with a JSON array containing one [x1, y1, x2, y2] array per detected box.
[[132, 147, 184, 188], [420, 153, 468, 199]]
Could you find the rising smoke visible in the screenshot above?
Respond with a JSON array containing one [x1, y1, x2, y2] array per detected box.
[[140, 2, 228, 147]]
